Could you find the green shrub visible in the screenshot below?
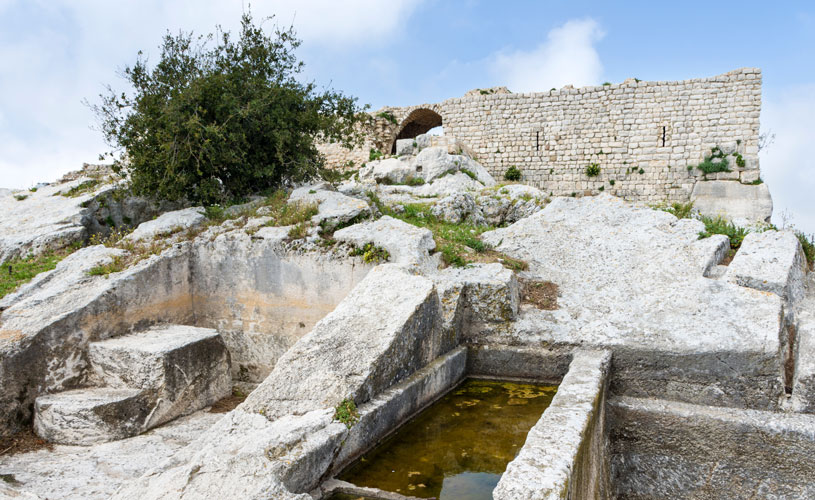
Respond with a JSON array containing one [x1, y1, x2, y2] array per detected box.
[[694, 146, 731, 175], [585, 163, 600, 177], [14, 194, 27, 201], [609, 179, 616, 186], [334, 398, 359, 428], [504, 166, 521, 181], [406, 176, 425, 186], [698, 215, 748, 250], [91, 12, 367, 205]]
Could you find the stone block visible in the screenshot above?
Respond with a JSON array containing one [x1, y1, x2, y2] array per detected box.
[[691, 180, 772, 223], [726, 230, 807, 307], [88, 325, 231, 428], [34, 388, 150, 445]]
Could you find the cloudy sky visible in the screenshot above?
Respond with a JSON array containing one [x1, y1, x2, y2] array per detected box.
[[1, 0, 813, 233]]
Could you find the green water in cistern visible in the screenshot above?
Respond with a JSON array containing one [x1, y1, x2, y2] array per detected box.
[[338, 378, 558, 499]]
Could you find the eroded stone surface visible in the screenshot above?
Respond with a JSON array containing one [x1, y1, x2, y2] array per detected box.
[[726, 230, 807, 309], [289, 184, 371, 230], [0, 178, 112, 263], [124, 207, 205, 243], [480, 194, 784, 409], [1, 410, 222, 500], [691, 180, 773, 224]]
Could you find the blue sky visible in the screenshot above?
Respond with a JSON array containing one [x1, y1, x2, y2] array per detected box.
[[1, 0, 813, 233]]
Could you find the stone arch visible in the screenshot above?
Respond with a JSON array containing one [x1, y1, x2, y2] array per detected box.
[[390, 108, 443, 153]]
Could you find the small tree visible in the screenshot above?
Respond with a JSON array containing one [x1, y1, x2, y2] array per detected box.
[[91, 13, 368, 205]]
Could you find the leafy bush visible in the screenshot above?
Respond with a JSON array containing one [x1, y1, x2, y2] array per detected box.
[[504, 166, 521, 181], [585, 163, 600, 177], [405, 176, 425, 186], [91, 12, 367, 205]]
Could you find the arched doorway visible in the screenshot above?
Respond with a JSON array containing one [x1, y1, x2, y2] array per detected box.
[[390, 108, 443, 153]]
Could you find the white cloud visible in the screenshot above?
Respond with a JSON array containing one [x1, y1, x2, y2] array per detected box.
[[760, 85, 815, 236], [490, 18, 605, 93], [0, 0, 425, 189]]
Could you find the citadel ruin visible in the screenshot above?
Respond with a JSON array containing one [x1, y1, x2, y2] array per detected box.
[[0, 68, 813, 499]]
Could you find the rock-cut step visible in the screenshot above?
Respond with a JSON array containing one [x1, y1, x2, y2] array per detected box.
[[34, 325, 231, 445]]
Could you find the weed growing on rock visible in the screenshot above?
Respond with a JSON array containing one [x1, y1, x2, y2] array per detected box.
[[349, 242, 390, 263], [334, 398, 359, 428], [13, 194, 27, 201], [376, 111, 398, 125], [87, 255, 126, 277], [586, 163, 601, 177], [405, 176, 425, 187], [660, 201, 695, 219], [369, 148, 384, 162], [287, 223, 309, 240], [504, 166, 521, 181], [460, 168, 478, 181], [797, 232, 815, 270]]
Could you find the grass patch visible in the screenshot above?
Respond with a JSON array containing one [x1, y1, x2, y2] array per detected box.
[[13, 194, 27, 201], [334, 398, 360, 428], [0, 244, 81, 299], [61, 179, 101, 198], [367, 194, 526, 270], [87, 255, 126, 277], [405, 176, 425, 187], [369, 148, 384, 162]]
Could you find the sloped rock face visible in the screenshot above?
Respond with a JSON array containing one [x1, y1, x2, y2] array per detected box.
[[0, 178, 112, 263]]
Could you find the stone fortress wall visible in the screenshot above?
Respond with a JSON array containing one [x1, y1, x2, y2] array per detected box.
[[320, 68, 763, 203]]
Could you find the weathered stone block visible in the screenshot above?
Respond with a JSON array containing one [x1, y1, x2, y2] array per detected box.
[[34, 388, 149, 445], [88, 325, 231, 428]]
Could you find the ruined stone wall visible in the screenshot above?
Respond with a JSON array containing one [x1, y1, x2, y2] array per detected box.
[[322, 68, 762, 203]]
